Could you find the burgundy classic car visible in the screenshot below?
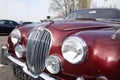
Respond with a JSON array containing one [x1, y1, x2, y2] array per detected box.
[[1, 8, 120, 80]]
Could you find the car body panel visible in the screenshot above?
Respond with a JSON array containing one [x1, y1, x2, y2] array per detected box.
[[2, 8, 120, 80], [50, 20, 119, 31], [6, 20, 120, 80], [45, 25, 120, 79]]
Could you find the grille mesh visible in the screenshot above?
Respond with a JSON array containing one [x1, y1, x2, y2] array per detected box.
[[26, 28, 51, 74]]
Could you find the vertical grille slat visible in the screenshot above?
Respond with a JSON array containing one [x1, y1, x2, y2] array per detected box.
[[34, 30, 45, 73], [26, 29, 52, 74]]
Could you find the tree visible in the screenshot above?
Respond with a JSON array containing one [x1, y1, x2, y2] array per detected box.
[[49, 0, 91, 18]]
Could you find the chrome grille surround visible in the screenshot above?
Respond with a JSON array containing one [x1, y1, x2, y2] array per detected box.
[[26, 28, 52, 75]]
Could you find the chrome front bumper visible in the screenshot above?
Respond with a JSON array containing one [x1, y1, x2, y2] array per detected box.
[[1, 46, 57, 80]]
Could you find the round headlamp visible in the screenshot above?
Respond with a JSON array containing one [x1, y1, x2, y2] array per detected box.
[[10, 29, 21, 45], [45, 55, 61, 74], [15, 44, 25, 58], [62, 37, 87, 64]]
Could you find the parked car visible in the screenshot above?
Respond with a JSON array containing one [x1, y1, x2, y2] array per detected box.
[[0, 20, 19, 35], [1, 8, 120, 80], [19, 21, 33, 26]]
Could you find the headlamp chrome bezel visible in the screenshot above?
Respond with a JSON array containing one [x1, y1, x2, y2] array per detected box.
[[45, 55, 61, 74], [15, 44, 25, 58], [62, 36, 87, 64], [10, 29, 21, 45]]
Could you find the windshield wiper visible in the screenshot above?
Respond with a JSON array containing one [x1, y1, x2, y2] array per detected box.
[[96, 18, 120, 23], [75, 18, 96, 21], [108, 19, 120, 22], [75, 18, 120, 23]]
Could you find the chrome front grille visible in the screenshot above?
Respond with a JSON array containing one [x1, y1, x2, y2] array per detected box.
[[26, 28, 52, 74]]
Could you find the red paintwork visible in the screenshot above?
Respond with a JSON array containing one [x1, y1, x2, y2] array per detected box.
[[8, 20, 120, 80], [51, 20, 119, 30]]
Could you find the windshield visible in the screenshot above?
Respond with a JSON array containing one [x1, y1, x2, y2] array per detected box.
[[65, 8, 120, 21]]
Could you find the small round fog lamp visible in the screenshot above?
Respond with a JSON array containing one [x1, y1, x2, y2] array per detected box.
[[15, 44, 25, 58], [97, 76, 108, 80], [45, 55, 61, 74]]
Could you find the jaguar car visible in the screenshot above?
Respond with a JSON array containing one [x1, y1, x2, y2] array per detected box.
[[1, 8, 120, 80]]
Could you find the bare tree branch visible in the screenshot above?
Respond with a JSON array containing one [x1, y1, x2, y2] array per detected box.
[[49, 0, 91, 18]]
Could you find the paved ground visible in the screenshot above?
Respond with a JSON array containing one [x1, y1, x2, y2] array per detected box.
[[0, 36, 15, 80]]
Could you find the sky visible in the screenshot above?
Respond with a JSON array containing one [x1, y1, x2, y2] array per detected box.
[[91, 0, 120, 8], [0, 0, 120, 22], [0, 0, 50, 22]]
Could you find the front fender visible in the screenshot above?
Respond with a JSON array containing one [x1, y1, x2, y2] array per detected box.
[[75, 29, 120, 79]]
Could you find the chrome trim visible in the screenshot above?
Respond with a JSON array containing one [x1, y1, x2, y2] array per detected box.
[[64, 25, 120, 31], [111, 29, 120, 40], [62, 36, 88, 64], [45, 55, 62, 74], [1, 46, 8, 65], [96, 76, 108, 80], [10, 29, 21, 45], [76, 76, 85, 80], [26, 28, 52, 74], [15, 44, 25, 58], [3, 47, 56, 80]]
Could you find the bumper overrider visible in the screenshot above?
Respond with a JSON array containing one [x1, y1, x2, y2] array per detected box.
[[1, 46, 57, 80]]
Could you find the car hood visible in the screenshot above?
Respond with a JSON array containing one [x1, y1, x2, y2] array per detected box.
[[50, 20, 120, 31]]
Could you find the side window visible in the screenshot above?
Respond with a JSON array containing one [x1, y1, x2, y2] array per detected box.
[[8, 21, 16, 27], [10, 21, 18, 26], [4, 21, 10, 26], [0, 21, 5, 25], [4, 21, 14, 27], [14, 22, 18, 26], [9, 21, 18, 27], [9, 21, 14, 26]]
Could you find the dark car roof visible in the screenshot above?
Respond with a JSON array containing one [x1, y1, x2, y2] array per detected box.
[[68, 8, 120, 19], [0, 19, 19, 24], [0, 19, 17, 22], [75, 8, 120, 12], [85, 8, 120, 16]]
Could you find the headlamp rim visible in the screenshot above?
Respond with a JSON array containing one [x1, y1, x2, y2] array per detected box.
[[15, 44, 25, 58], [45, 55, 62, 74], [10, 29, 21, 45], [62, 36, 88, 64]]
